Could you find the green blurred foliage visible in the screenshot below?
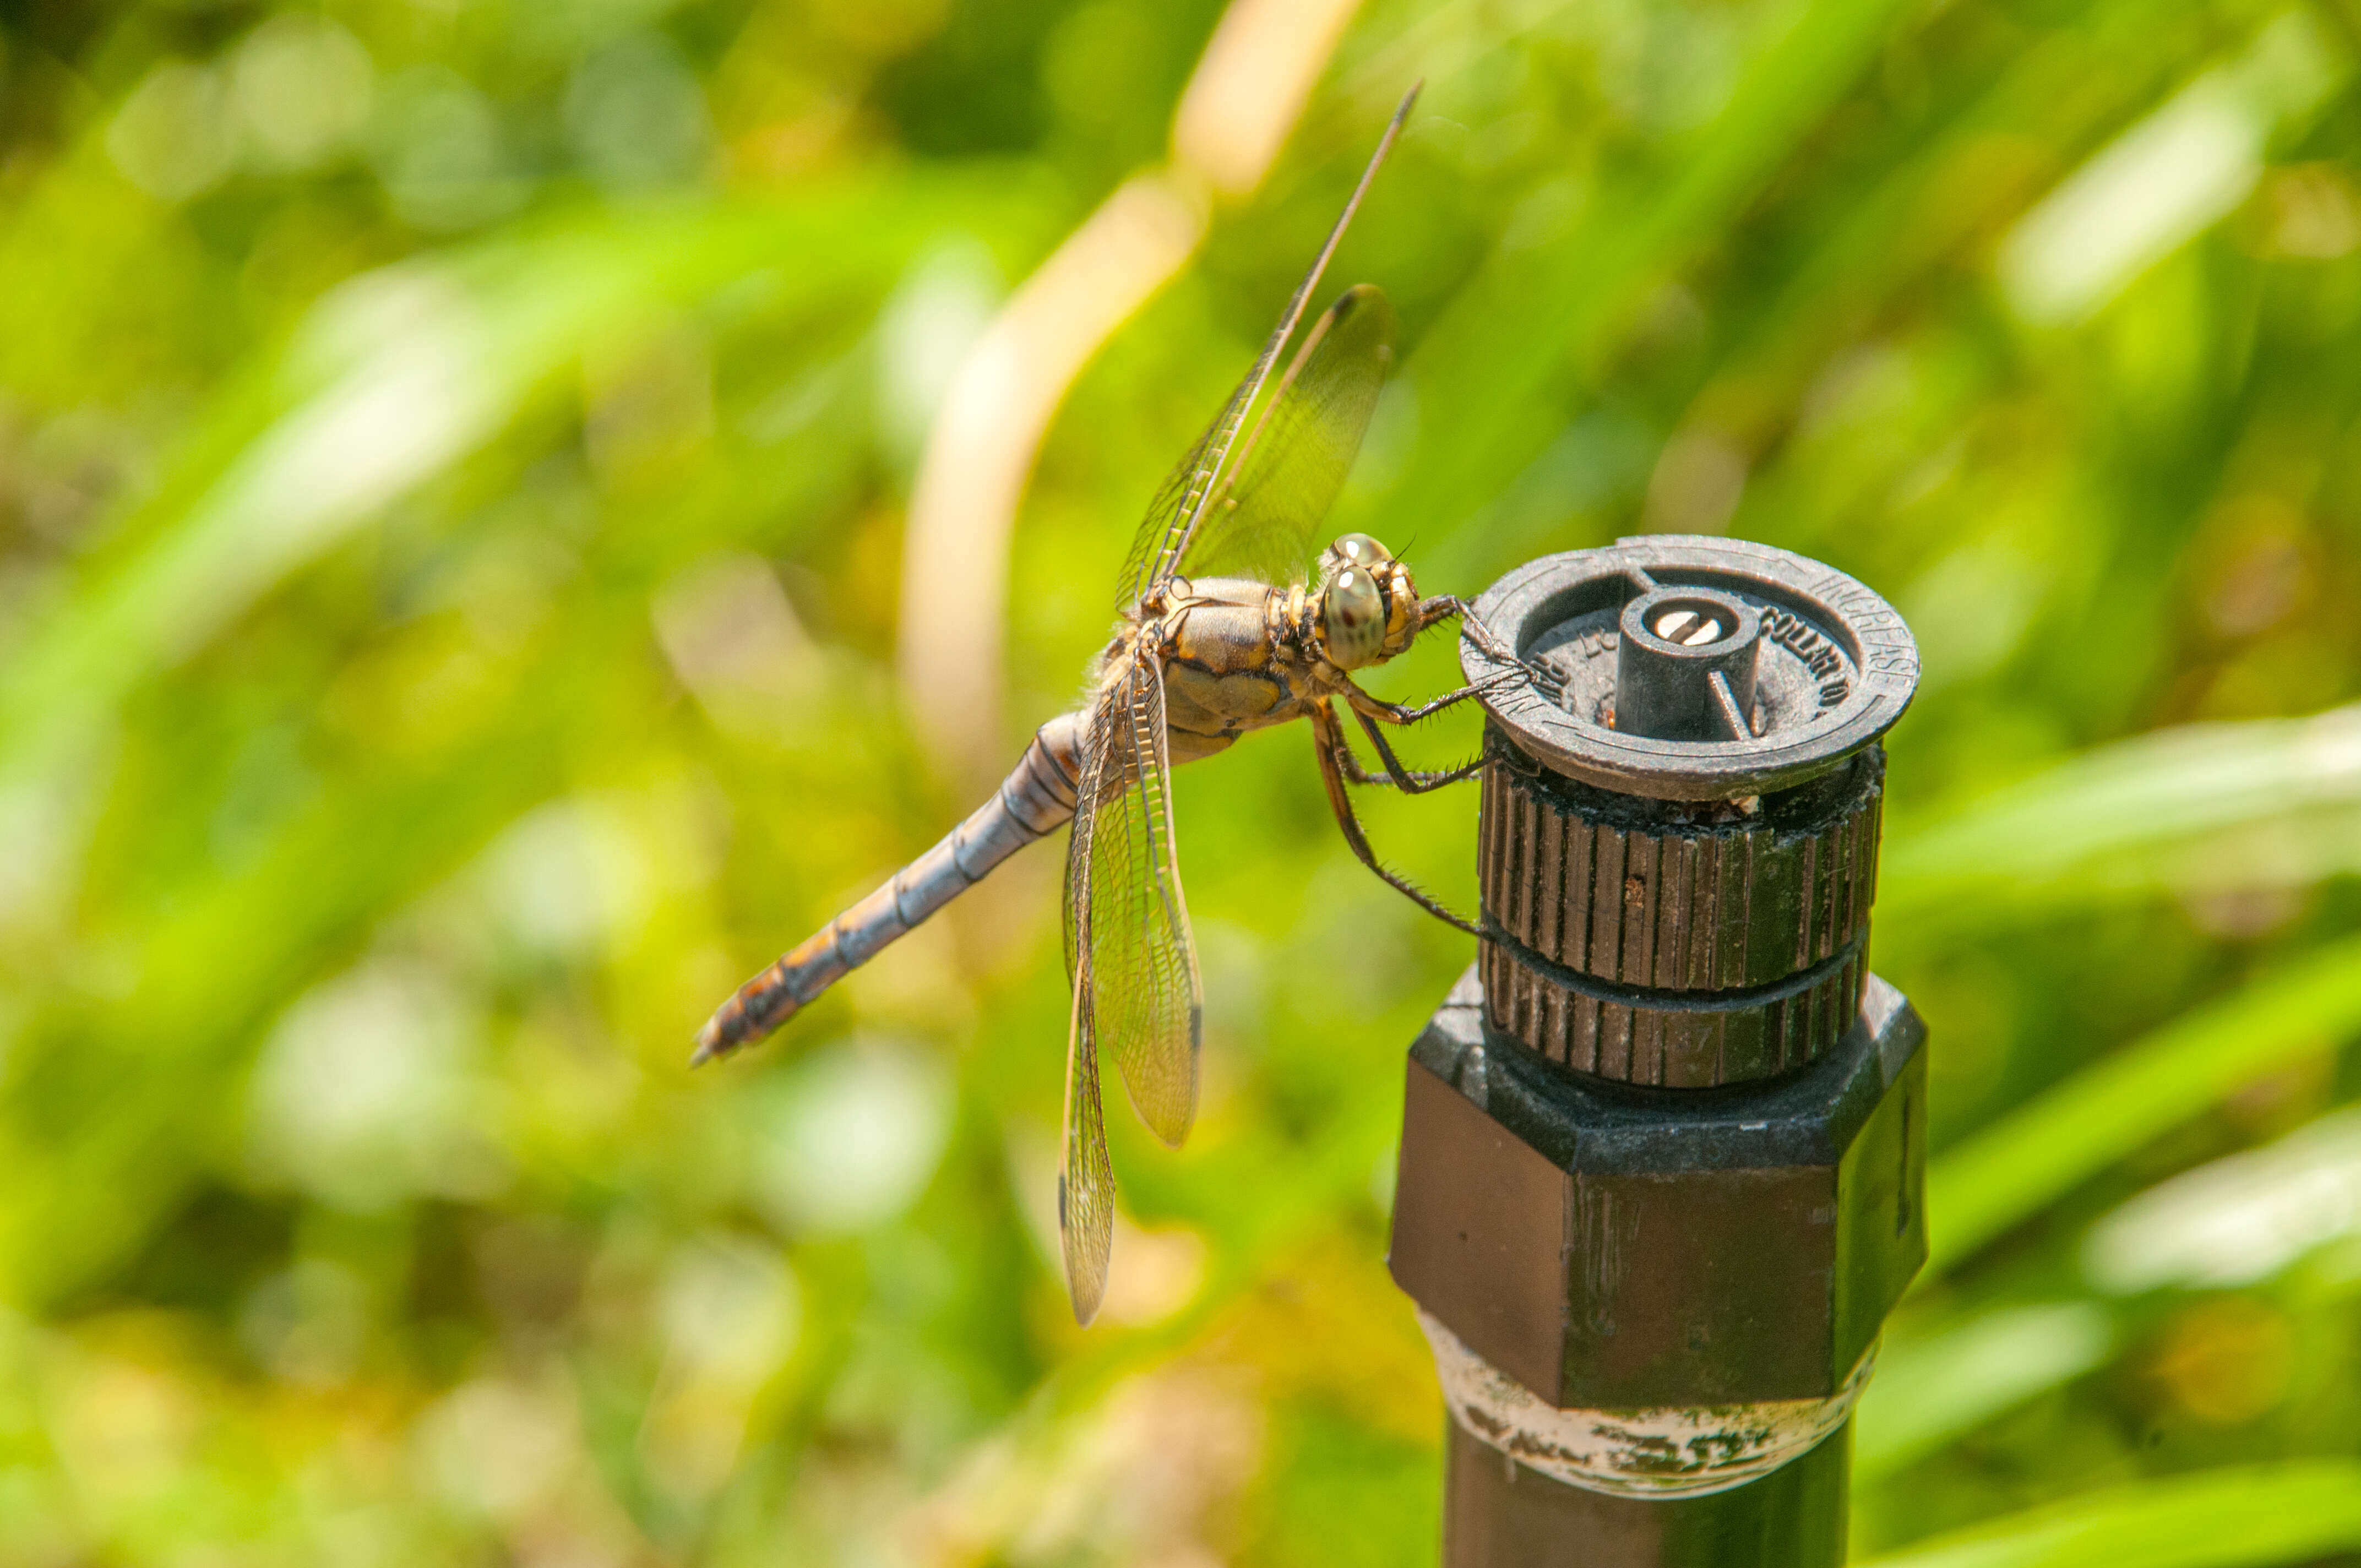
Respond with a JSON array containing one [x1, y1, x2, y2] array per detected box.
[[6, 0, 2361, 1562]]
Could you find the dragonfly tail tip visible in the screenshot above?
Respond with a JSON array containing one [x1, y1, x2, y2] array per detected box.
[[689, 1021, 735, 1068]]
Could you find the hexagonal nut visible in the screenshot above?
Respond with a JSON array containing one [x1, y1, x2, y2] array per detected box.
[[1388, 967, 1925, 1409]]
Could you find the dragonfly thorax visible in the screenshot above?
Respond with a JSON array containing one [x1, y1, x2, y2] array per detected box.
[[1314, 533, 1418, 671]]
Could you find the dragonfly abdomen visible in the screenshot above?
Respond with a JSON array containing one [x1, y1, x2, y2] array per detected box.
[[693, 710, 1086, 1062]]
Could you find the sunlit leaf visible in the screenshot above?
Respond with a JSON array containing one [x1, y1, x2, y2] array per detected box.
[[1925, 934, 2361, 1275], [1885, 705, 2361, 933], [2082, 1102, 2361, 1293], [0, 182, 1052, 786], [1857, 1461, 2361, 1568], [1365, 0, 1924, 574], [1854, 1303, 2114, 1480]]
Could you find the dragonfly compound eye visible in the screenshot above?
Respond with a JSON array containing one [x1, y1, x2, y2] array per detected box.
[[1328, 532, 1392, 572], [1321, 565, 1388, 668]]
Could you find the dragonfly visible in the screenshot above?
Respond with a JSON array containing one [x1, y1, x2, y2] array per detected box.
[[695, 88, 1539, 1321]]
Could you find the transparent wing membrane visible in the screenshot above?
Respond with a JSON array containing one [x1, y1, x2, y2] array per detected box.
[[1063, 90, 1418, 1322], [1058, 650, 1203, 1322], [1091, 658, 1202, 1142], [1116, 88, 1417, 607], [1057, 971, 1114, 1325], [1178, 284, 1395, 588], [1117, 377, 1253, 608]]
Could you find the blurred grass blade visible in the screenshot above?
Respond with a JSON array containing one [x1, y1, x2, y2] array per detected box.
[[1925, 933, 2361, 1275], [0, 183, 1045, 782], [1998, 11, 2344, 324], [1706, 0, 2286, 459], [1854, 1302, 2113, 1482], [1856, 1461, 2361, 1567], [2082, 1103, 2361, 1293], [1884, 704, 2361, 934]]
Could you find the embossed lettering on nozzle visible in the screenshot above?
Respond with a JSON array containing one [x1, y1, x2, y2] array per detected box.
[[1463, 535, 1921, 802]]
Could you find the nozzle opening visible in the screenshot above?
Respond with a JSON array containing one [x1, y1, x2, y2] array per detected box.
[[1614, 586, 1761, 742]]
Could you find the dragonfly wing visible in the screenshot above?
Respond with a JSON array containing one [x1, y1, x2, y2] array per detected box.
[[1179, 284, 1394, 588], [1070, 649, 1203, 1143], [1058, 648, 1203, 1322], [1116, 377, 1253, 609], [1114, 88, 1417, 607], [1057, 963, 1115, 1324]]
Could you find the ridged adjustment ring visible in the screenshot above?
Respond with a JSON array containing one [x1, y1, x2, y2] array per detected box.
[[1478, 937, 1867, 1088], [1476, 729, 1885, 1087], [1479, 731, 1883, 993]]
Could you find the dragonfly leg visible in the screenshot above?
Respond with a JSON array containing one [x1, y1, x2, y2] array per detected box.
[[1341, 676, 1495, 727], [1347, 704, 1481, 794], [1310, 703, 1481, 935], [1417, 594, 1568, 706], [1324, 722, 1393, 787], [1417, 594, 1514, 659], [1325, 712, 1471, 792]]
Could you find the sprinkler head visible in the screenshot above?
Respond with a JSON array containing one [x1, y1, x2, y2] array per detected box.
[[1462, 535, 1919, 801]]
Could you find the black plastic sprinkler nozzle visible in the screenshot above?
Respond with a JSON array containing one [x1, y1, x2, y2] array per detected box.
[[1389, 536, 1925, 1567]]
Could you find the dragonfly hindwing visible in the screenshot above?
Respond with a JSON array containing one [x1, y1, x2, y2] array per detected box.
[[1058, 646, 1205, 1322]]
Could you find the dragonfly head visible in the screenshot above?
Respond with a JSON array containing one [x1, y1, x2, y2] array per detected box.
[[1315, 533, 1419, 670]]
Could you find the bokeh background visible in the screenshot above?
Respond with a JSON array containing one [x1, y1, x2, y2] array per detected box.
[[6, 0, 2361, 1562]]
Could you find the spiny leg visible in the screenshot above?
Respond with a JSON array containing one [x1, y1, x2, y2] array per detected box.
[[1417, 592, 1514, 658], [1309, 702, 1480, 935], [1323, 721, 1402, 787], [1345, 611, 1534, 727], [1347, 703, 1481, 795], [1324, 714, 1473, 792], [1341, 674, 1502, 727], [1418, 593, 1568, 706], [1326, 720, 1476, 792]]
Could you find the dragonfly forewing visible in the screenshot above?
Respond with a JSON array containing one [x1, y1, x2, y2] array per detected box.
[[1179, 282, 1395, 589], [699, 87, 1461, 1327], [1116, 86, 1418, 607]]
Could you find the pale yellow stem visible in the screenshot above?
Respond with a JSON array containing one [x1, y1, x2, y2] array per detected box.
[[895, 174, 1203, 789], [1175, 0, 1367, 198]]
